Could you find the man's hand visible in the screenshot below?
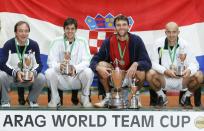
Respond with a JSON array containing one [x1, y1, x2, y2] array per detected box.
[[183, 69, 191, 78], [96, 65, 111, 79], [164, 69, 177, 78], [126, 62, 138, 78], [17, 71, 24, 83], [29, 71, 35, 83], [68, 65, 76, 76], [60, 63, 67, 72]]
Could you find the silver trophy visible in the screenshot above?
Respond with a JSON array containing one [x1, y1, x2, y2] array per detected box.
[[129, 78, 139, 109], [23, 50, 33, 81], [61, 51, 75, 76], [176, 47, 186, 77], [109, 59, 126, 109]]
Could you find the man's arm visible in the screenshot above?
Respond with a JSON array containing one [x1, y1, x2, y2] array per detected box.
[[32, 42, 43, 76], [73, 39, 91, 73], [136, 37, 152, 71], [150, 41, 167, 74], [0, 42, 19, 77], [47, 40, 61, 72]]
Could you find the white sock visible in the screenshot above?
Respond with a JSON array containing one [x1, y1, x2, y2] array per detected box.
[[181, 88, 187, 91], [156, 89, 165, 98], [105, 93, 111, 98], [184, 90, 192, 98]]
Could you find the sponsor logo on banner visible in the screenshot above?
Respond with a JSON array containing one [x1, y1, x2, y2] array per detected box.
[[194, 116, 204, 129]]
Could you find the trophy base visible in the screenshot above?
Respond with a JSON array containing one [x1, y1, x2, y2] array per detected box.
[[22, 79, 32, 82], [109, 98, 125, 109], [176, 74, 183, 77], [129, 96, 139, 109]]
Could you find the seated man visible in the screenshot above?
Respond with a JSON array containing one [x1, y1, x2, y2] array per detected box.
[[0, 21, 45, 107], [90, 15, 152, 108], [45, 18, 94, 108], [146, 22, 203, 108]]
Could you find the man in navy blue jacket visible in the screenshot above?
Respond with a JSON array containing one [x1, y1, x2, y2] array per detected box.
[[0, 21, 45, 107], [90, 15, 152, 108]]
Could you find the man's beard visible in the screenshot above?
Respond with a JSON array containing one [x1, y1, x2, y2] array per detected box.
[[117, 31, 128, 37]]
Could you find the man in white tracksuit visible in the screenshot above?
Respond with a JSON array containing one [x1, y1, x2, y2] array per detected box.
[[146, 22, 203, 108], [45, 18, 94, 107]]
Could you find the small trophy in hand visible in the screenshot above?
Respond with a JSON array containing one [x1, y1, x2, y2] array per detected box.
[[176, 47, 187, 77], [23, 50, 33, 81], [62, 51, 75, 76]]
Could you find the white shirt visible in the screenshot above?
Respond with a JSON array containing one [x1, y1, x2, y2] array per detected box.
[[47, 36, 91, 74], [151, 37, 199, 76]]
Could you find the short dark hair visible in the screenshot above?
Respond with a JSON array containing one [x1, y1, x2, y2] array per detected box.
[[113, 15, 129, 27], [63, 18, 78, 29], [14, 21, 30, 32]]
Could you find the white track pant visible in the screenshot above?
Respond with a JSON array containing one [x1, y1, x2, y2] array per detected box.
[[45, 68, 94, 102]]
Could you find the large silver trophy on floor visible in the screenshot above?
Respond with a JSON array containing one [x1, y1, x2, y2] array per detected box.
[[61, 51, 75, 76], [109, 59, 126, 109], [23, 50, 33, 81], [176, 47, 187, 77]]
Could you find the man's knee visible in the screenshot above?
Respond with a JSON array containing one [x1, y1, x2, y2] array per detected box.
[[0, 71, 9, 88], [45, 68, 56, 80], [83, 68, 94, 79], [194, 71, 203, 84], [35, 73, 46, 86], [135, 71, 145, 82], [146, 69, 157, 81], [0, 71, 8, 81]]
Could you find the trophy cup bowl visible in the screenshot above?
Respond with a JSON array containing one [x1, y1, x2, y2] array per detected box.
[[109, 69, 126, 109], [176, 65, 185, 77], [23, 57, 32, 81], [176, 53, 187, 77]]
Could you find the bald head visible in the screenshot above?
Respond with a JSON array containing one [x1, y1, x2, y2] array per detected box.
[[165, 22, 179, 31], [165, 22, 180, 45]]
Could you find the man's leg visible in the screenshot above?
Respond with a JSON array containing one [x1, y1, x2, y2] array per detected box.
[[45, 68, 61, 107], [71, 90, 79, 105], [48, 88, 63, 105], [98, 80, 106, 99], [149, 89, 158, 106], [194, 87, 201, 107], [180, 87, 202, 107], [94, 62, 112, 108], [146, 69, 167, 106], [27, 73, 45, 107], [77, 68, 94, 107], [0, 71, 12, 107], [181, 71, 203, 108], [18, 87, 25, 105]]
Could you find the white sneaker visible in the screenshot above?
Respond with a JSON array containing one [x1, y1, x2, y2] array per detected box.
[[1, 103, 10, 107], [81, 95, 93, 108], [29, 101, 39, 108], [94, 97, 110, 108], [48, 99, 61, 108]]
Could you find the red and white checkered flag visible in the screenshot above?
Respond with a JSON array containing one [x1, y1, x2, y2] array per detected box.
[[88, 31, 114, 55]]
